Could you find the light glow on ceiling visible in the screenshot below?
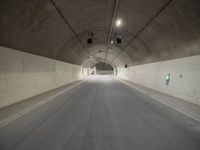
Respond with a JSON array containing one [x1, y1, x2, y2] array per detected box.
[[116, 19, 122, 27]]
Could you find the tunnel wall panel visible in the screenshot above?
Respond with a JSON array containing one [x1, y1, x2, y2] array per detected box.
[[0, 46, 82, 108], [117, 55, 200, 105]]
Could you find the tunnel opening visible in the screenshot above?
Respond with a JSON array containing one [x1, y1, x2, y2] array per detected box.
[[93, 63, 114, 75]]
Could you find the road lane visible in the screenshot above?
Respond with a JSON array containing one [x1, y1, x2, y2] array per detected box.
[[0, 75, 200, 150]]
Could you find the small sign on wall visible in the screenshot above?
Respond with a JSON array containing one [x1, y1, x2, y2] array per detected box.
[[165, 74, 171, 85]]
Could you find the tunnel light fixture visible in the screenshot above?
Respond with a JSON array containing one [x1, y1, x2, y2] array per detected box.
[[89, 33, 93, 38], [125, 64, 128, 68], [87, 33, 93, 44], [115, 19, 122, 27], [111, 40, 114, 44], [115, 34, 122, 44]]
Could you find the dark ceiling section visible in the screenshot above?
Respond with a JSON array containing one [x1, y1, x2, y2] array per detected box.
[[112, 0, 200, 66], [0, 0, 74, 60], [138, 0, 200, 63], [0, 0, 200, 67]]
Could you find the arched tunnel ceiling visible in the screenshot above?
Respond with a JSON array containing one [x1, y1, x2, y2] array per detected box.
[[0, 0, 200, 68]]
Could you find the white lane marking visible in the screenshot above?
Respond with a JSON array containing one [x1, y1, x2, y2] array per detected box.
[[116, 77, 200, 122], [0, 80, 87, 128]]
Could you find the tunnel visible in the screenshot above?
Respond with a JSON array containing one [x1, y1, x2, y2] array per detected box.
[[0, 0, 200, 149]]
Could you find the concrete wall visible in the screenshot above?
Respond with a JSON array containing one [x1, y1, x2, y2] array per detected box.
[[0, 46, 83, 108], [117, 55, 200, 105]]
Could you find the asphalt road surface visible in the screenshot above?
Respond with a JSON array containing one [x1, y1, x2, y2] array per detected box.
[[0, 75, 200, 150]]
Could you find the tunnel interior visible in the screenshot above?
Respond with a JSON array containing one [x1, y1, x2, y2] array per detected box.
[[0, 0, 200, 107], [0, 0, 200, 149]]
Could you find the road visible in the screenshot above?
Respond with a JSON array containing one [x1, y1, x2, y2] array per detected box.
[[0, 75, 200, 150]]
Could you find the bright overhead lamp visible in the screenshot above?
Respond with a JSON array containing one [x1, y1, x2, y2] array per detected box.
[[115, 19, 122, 27]]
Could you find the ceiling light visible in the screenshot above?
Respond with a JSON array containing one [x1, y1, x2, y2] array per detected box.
[[87, 33, 93, 44], [116, 19, 122, 27]]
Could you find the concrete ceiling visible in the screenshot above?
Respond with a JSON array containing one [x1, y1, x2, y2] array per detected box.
[[0, 0, 200, 68]]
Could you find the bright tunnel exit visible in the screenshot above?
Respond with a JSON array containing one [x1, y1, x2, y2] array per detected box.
[[82, 62, 117, 76], [95, 63, 114, 75]]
